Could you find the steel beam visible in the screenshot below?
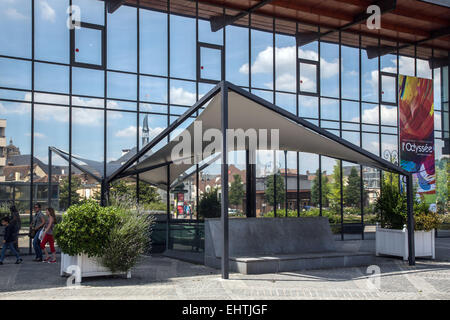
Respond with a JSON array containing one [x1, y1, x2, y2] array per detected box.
[[221, 83, 229, 279], [406, 174, 415, 266]]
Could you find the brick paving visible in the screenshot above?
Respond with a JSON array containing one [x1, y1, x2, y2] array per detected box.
[[0, 238, 450, 300]]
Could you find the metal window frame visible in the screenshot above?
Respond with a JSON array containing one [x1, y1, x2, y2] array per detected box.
[[70, 22, 106, 70], [197, 42, 224, 84], [380, 71, 398, 106], [298, 58, 320, 96]]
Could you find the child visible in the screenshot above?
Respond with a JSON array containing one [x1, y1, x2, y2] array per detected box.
[[40, 207, 56, 263], [0, 217, 22, 265]]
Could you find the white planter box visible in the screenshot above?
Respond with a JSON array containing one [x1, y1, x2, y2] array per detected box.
[[375, 223, 435, 260], [60, 252, 131, 283]]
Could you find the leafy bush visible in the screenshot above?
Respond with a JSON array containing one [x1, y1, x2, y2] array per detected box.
[[414, 201, 442, 231], [375, 181, 442, 231], [198, 188, 221, 219], [100, 196, 154, 273], [54, 200, 121, 257]]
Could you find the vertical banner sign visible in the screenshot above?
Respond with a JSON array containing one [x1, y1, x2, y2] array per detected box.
[[399, 75, 436, 211]]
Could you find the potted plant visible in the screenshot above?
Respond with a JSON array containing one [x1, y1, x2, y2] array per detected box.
[[375, 178, 441, 260], [54, 199, 153, 282]]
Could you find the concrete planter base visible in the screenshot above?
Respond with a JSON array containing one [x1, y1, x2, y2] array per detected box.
[[375, 223, 435, 260], [60, 252, 131, 282]]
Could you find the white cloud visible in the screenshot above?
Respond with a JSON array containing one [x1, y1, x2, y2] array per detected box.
[[116, 125, 137, 138], [5, 8, 27, 20], [170, 87, 196, 106], [380, 105, 397, 126], [39, 0, 55, 23], [358, 105, 378, 123], [239, 46, 337, 91]]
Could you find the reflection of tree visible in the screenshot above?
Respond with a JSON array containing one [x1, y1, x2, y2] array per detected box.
[[344, 167, 361, 207], [59, 176, 82, 210], [229, 174, 244, 210], [108, 180, 161, 206], [311, 169, 330, 207], [436, 159, 449, 214], [265, 172, 285, 207], [329, 161, 341, 213]]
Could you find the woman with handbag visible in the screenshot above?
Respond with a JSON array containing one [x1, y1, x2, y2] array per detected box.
[[30, 203, 45, 262], [40, 207, 56, 263]]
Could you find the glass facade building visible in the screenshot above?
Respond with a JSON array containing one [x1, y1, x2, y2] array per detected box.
[[0, 0, 448, 250]]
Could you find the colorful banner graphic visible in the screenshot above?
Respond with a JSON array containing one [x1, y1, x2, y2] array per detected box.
[[399, 75, 436, 211]]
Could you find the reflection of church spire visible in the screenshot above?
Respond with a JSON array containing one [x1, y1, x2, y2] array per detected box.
[[142, 114, 149, 147]]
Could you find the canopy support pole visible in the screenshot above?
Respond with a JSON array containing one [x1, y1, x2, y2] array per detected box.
[[245, 149, 256, 218], [47, 147, 52, 208], [100, 179, 108, 207], [166, 164, 171, 251], [406, 173, 415, 266], [221, 83, 229, 279]]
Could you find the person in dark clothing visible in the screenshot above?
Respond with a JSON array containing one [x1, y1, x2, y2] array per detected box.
[[0, 217, 22, 265], [9, 205, 21, 252]]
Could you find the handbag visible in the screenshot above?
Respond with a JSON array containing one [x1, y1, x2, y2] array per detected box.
[[38, 229, 45, 241], [29, 228, 36, 238]]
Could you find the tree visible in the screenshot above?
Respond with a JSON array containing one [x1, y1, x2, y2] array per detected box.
[[436, 159, 449, 214], [310, 169, 331, 207], [198, 188, 221, 218], [109, 179, 161, 206], [344, 167, 361, 207], [264, 172, 285, 207], [229, 174, 244, 209], [328, 161, 342, 213], [59, 176, 82, 210]]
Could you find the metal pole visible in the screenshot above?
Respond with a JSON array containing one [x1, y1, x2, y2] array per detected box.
[[284, 150, 288, 217], [166, 164, 171, 251], [221, 82, 229, 279], [406, 174, 415, 266], [47, 148, 52, 208]]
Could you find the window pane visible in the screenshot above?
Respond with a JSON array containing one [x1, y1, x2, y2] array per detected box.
[[107, 111, 136, 163], [107, 5, 137, 72], [35, 63, 69, 94], [342, 100, 359, 122], [251, 29, 273, 90], [275, 33, 296, 93], [170, 15, 195, 80], [199, 18, 222, 45], [170, 80, 196, 106], [0, 58, 31, 90], [299, 152, 318, 211], [0, 0, 31, 58], [140, 76, 167, 104], [361, 103, 379, 124], [381, 74, 396, 103], [72, 67, 104, 97], [275, 92, 296, 115], [140, 9, 167, 76], [75, 26, 102, 66], [362, 49, 378, 102], [299, 95, 318, 118], [300, 62, 317, 93], [320, 42, 339, 98], [341, 45, 359, 100], [362, 133, 379, 156], [417, 59, 432, 79], [399, 55, 414, 76], [35, 0, 69, 63], [225, 25, 248, 87], [321, 98, 339, 121], [107, 71, 137, 101], [380, 105, 397, 126], [73, 0, 104, 25], [200, 47, 222, 81]]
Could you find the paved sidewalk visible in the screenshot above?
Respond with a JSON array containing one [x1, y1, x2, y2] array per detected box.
[[0, 238, 449, 300]]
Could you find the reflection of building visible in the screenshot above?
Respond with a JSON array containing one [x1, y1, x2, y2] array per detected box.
[[142, 114, 150, 147], [362, 167, 380, 205], [0, 120, 7, 182]]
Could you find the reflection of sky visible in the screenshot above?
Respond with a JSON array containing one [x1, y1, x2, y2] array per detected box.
[[0, 0, 443, 172]]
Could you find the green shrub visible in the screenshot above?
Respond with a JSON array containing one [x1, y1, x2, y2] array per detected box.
[[414, 201, 442, 231], [198, 188, 221, 219], [100, 207, 154, 273], [54, 200, 121, 257]]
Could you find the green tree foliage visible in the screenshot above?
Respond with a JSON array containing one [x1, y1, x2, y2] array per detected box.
[[229, 174, 244, 209], [310, 170, 331, 207], [59, 176, 82, 210], [54, 200, 121, 257], [328, 161, 342, 213], [109, 180, 161, 206], [265, 172, 285, 206], [198, 188, 221, 219], [100, 196, 154, 273], [436, 159, 449, 214], [344, 167, 361, 207]]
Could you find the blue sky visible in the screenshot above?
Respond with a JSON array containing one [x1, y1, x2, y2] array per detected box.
[[0, 0, 440, 175]]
